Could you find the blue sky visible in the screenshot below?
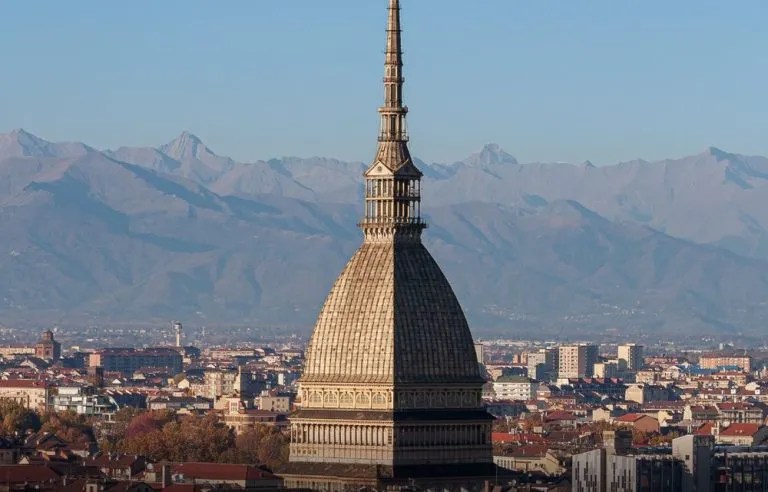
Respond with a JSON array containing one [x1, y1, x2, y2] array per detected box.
[[0, 1, 766, 165]]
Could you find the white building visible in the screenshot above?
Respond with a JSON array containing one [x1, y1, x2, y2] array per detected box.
[[52, 386, 118, 419], [492, 376, 538, 401]]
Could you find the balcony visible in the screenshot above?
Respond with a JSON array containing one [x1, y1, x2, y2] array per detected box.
[[358, 217, 428, 228]]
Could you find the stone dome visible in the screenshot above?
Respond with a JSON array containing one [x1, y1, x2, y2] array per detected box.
[[301, 239, 482, 385]]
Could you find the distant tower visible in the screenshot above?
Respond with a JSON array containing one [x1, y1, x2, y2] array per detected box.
[[35, 329, 61, 361], [173, 321, 183, 348]]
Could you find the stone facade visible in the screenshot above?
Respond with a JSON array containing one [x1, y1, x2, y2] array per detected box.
[[281, 1, 494, 490]]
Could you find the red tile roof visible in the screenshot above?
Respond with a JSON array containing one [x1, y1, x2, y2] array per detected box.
[[169, 463, 276, 481], [719, 423, 762, 437], [616, 413, 655, 423], [492, 432, 544, 443], [0, 379, 48, 388], [508, 444, 549, 458], [544, 411, 577, 422], [695, 422, 716, 436], [718, 402, 759, 411], [0, 464, 60, 483], [492, 432, 516, 443], [87, 454, 143, 467]]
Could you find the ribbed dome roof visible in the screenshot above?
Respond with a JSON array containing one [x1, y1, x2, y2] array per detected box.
[[302, 240, 482, 385]]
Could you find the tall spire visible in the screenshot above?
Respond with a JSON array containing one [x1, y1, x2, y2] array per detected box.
[[361, 0, 425, 237], [376, 0, 412, 162], [383, 0, 404, 113]]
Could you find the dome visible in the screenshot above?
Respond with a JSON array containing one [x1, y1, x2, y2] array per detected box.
[[302, 239, 482, 385]]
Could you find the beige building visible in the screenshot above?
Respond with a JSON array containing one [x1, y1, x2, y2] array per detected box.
[[617, 344, 644, 371], [209, 348, 260, 360], [257, 393, 291, 413], [0, 380, 50, 411], [281, 2, 494, 489], [700, 353, 752, 372], [717, 423, 768, 446], [0, 346, 35, 358], [526, 348, 558, 381], [204, 369, 243, 400], [593, 362, 618, 378], [558, 345, 588, 380], [624, 383, 670, 404], [494, 450, 565, 477]]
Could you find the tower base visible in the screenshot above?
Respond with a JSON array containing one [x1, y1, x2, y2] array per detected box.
[[279, 462, 501, 492]]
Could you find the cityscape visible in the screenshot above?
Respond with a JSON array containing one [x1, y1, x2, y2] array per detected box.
[[1, 0, 768, 491]]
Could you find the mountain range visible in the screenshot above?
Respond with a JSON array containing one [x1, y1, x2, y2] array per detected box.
[[2, 128, 768, 339]]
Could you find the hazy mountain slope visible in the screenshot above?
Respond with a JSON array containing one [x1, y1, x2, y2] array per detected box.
[[156, 132, 236, 184], [0, 128, 94, 160], [14, 129, 767, 260], [0, 146, 767, 335], [426, 200, 768, 337], [3, 129, 768, 336], [0, 151, 357, 325]]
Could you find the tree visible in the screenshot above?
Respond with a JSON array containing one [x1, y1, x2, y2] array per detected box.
[[257, 432, 289, 470], [124, 410, 173, 440], [41, 410, 94, 445], [0, 400, 41, 436], [218, 425, 289, 470], [98, 407, 142, 452], [113, 412, 287, 468], [118, 412, 235, 463]]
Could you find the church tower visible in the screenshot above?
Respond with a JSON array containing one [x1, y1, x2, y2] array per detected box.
[[280, 1, 495, 490]]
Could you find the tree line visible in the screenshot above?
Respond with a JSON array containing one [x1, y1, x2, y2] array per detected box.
[[0, 401, 288, 471]]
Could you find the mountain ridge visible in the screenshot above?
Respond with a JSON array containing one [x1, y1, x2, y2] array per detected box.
[[3, 129, 768, 337]]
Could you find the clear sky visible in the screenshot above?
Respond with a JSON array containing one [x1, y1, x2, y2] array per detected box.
[[0, 1, 766, 165]]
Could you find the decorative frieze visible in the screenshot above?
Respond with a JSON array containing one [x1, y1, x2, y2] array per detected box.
[[300, 384, 483, 410]]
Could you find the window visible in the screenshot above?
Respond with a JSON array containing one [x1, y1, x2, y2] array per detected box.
[[372, 393, 386, 407]]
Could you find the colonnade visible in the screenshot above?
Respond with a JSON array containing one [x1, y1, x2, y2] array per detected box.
[[293, 423, 393, 446], [291, 422, 490, 448], [397, 424, 489, 447]]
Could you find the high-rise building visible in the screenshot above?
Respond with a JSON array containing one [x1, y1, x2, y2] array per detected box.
[[527, 348, 558, 381], [584, 343, 599, 377], [558, 345, 588, 380], [474, 342, 485, 365], [281, 1, 494, 489], [618, 343, 644, 371]]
